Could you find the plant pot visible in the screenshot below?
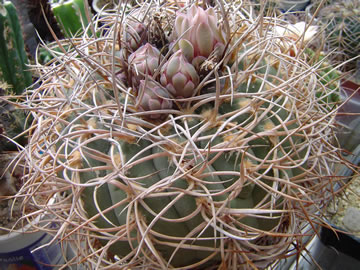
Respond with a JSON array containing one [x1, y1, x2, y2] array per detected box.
[[276, 0, 311, 12], [0, 222, 65, 270], [322, 147, 360, 249], [319, 223, 360, 263], [289, 201, 360, 269], [285, 147, 360, 269], [336, 79, 360, 152], [0, 153, 65, 269], [289, 233, 360, 270]]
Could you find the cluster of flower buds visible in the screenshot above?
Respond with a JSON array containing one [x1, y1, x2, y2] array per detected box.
[[127, 4, 226, 119]]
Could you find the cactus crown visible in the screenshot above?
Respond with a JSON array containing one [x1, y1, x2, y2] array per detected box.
[[19, 1, 342, 269]]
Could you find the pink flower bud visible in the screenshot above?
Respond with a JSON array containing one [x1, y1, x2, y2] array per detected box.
[[137, 80, 173, 119], [173, 5, 225, 65], [128, 43, 164, 86], [160, 50, 200, 98], [125, 19, 147, 51]]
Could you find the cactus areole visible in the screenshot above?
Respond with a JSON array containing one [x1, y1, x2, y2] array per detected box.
[[24, 2, 341, 269]]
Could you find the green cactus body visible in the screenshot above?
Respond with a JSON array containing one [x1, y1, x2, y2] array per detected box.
[[51, 0, 89, 37], [49, 53, 316, 268], [0, 1, 32, 95], [23, 2, 341, 269]]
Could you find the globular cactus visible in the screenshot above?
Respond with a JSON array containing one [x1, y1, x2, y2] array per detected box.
[[319, 0, 360, 71], [0, 1, 32, 95], [21, 2, 343, 269], [128, 43, 164, 87]]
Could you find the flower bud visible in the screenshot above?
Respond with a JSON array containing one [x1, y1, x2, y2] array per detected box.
[[160, 50, 200, 98], [128, 43, 163, 86], [137, 80, 173, 119], [172, 5, 225, 66], [124, 19, 147, 51]]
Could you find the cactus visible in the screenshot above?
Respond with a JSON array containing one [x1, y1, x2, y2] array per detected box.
[[319, 0, 360, 71], [0, 1, 32, 151], [304, 48, 341, 104], [50, 0, 90, 37], [0, 1, 32, 95], [20, 2, 343, 269]]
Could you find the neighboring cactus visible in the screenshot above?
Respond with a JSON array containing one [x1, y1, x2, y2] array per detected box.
[[0, 1, 32, 95], [319, 0, 360, 71], [0, 1, 31, 151], [50, 0, 90, 37], [20, 2, 343, 269], [23, 0, 64, 42]]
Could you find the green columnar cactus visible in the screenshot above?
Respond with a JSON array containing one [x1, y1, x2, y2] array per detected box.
[[0, 1, 31, 151], [0, 1, 32, 95], [21, 2, 342, 269], [50, 0, 89, 37], [319, 0, 360, 71]]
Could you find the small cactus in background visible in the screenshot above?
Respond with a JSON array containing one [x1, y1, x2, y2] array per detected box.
[[0, 90, 28, 151], [0, 1, 32, 95], [17, 1, 345, 269], [50, 0, 90, 37], [19, 0, 64, 42], [0, 1, 31, 151], [319, 0, 360, 71]]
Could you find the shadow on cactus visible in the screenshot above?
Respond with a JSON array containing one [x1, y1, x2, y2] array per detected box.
[[19, 1, 346, 269]]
